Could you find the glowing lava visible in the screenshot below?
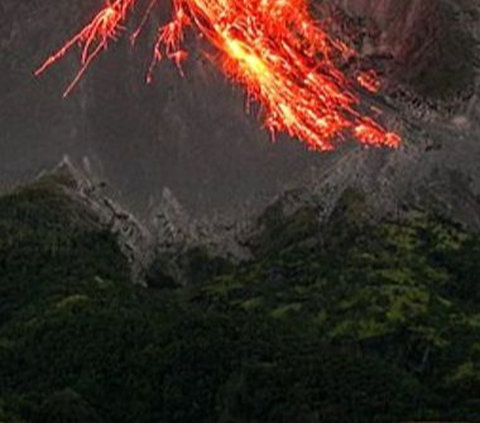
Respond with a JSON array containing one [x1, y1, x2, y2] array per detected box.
[[35, 0, 401, 150]]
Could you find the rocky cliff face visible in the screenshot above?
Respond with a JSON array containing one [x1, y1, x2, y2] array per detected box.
[[335, 0, 478, 102], [44, 156, 155, 285]]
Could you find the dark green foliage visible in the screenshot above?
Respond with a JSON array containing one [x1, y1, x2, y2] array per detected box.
[[37, 389, 104, 423], [0, 178, 129, 323], [0, 182, 479, 422]]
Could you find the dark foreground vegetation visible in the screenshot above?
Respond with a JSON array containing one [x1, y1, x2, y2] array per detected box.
[[0, 179, 479, 423]]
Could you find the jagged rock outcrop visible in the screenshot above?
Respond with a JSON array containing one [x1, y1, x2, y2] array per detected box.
[[35, 135, 480, 289], [46, 156, 154, 286], [148, 187, 251, 285], [35, 159, 254, 287], [151, 187, 197, 254]]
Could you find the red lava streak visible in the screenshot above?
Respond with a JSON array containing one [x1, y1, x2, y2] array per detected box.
[[35, 0, 401, 150]]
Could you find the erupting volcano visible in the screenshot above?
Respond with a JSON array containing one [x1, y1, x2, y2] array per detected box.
[[35, 0, 401, 151]]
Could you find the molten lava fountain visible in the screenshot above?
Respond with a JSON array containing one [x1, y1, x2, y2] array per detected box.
[[35, 0, 401, 151]]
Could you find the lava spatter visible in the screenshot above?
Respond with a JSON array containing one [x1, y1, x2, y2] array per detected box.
[[35, 0, 401, 150]]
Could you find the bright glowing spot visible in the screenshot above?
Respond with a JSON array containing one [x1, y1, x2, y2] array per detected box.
[[357, 70, 382, 93]]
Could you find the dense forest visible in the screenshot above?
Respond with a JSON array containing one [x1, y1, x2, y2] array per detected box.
[[0, 177, 479, 423]]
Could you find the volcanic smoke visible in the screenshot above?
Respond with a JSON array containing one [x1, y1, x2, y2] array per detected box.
[[35, 0, 401, 151]]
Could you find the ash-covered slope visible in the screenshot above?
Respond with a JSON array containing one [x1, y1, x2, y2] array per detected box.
[[0, 0, 336, 216], [0, 0, 479, 222]]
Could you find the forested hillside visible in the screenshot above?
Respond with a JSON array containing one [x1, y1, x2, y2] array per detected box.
[[0, 178, 479, 423]]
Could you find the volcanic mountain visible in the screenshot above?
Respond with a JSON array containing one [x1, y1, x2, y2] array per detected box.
[[1, 4, 480, 421], [0, 0, 479, 223]]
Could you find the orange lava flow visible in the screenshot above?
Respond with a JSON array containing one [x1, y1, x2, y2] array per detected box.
[[35, 0, 401, 150]]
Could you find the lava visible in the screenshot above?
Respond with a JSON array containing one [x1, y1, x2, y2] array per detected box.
[[35, 0, 136, 97], [35, 0, 401, 150]]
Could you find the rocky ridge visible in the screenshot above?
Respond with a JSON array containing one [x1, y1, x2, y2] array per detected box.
[[40, 141, 480, 286], [41, 156, 155, 286]]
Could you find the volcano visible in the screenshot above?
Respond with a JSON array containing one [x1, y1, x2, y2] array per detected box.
[[0, 0, 479, 223], [1, 4, 480, 421]]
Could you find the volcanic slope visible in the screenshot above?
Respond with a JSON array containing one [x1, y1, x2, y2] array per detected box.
[[0, 0, 478, 220]]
